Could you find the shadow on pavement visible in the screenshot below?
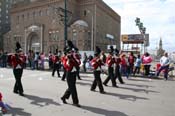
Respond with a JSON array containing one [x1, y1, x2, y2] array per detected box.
[[128, 78, 151, 82], [81, 105, 129, 116], [6, 105, 32, 116], [79, 78, 93, 82], [76, 81, 92, 87], [118, 86, 159, 94], [104, 92, 149, 101], [125, 83, 154, 88], [24, 94, 60, 107]]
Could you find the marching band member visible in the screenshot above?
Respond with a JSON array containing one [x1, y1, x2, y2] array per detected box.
[[61, 40, 81, 107], [114, 49, 125, 84], [103, 46, 118, 87], [10, 42, 26, 96], [52, 52, 61, 78], [90, 46, 106, 94]]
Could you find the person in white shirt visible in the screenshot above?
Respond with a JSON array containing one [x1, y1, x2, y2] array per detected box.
[[156, 52, 170, 80]]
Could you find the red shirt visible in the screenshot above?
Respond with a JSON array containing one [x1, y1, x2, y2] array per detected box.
[[64, 55, 79, 72], [115, 57, 121, 65], [91, 57, 103, 70], [120, 57, 127, 67], [11, 54, 26, 69], [106, 54, 115, 67], [128, 55, 135, 64], [52, 55, 59, 63]]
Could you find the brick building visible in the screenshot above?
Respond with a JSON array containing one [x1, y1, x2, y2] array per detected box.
[[0, 0, 13, 50], [4, 0, 121, 54]]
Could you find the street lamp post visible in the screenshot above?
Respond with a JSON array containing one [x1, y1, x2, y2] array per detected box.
[[64, 0, 68, 47], [135, 17, 147, 53]]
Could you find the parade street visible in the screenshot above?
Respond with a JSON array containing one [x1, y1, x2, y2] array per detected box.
[[0, 68, 175, 116]]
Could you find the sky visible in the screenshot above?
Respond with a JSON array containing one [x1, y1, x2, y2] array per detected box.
[[103, 0, 175, 52]]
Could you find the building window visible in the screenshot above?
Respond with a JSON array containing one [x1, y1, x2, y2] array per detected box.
[[83, 10, 87, 16], [49, 30, 59, 41], [72, 32, 77, 46], [17, 15, 19, 24], [39, 10, 43, 16], [22, 14, 24, 20]]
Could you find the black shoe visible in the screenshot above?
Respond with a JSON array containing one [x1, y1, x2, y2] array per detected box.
[[90, 89, 95, 92], [78, 78, 82, 80], [13, 91, 18, 94], [121, 82, 125, 84], [61, 97, 67, 104], [58, 75, 61, 78], [73, 103, 81, 107], [100, 91, 106, 94], [61, 79, 65, 81], [103, 83, 108, 86], [19, 93, 24, 96]]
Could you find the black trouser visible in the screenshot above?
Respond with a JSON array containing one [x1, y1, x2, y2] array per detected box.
[[28, 59, 31, 68], [62, 71, 79, 104], [2, 60, 7, 67], [76, 66, 81, 79], [103, 67, 116, 86], [62, 67, 66, 80], [13, 69, 23, 94], [91, 71, 104, 92], [144, 65, 151, 76], [114, 65, 124, 84], [129, 63, 134, 74], [83, 61, 86, 72], [52, 63, 60, 77], [133, 67, 140, 75]]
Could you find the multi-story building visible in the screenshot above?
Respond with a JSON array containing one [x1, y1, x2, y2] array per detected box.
[[0, 0, 13, 50], [4, 0, 121, 54]]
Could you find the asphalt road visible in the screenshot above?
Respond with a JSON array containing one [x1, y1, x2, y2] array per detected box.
[[0, 68, 175, 116]]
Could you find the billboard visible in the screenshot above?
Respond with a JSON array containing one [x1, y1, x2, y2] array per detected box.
[[121, 34, 149, 46]]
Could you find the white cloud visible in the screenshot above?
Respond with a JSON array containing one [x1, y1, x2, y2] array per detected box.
[[103, 0, 175, 52]]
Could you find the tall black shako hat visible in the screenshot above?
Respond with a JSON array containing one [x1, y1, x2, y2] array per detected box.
[[114, 48, 119, 55], [65, 40, 78, 54], [15, 42, 22, 53], [109, 45, 114, 54], [94, 46, 101, 56]]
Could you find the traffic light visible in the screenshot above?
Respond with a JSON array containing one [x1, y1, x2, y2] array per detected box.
[[139, 22, 143, 30], [142, 27, 146, 34], [135, 17, 140, 26]]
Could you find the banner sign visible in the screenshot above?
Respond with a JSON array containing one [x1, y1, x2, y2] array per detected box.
[[121, 34, 149, 46]]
